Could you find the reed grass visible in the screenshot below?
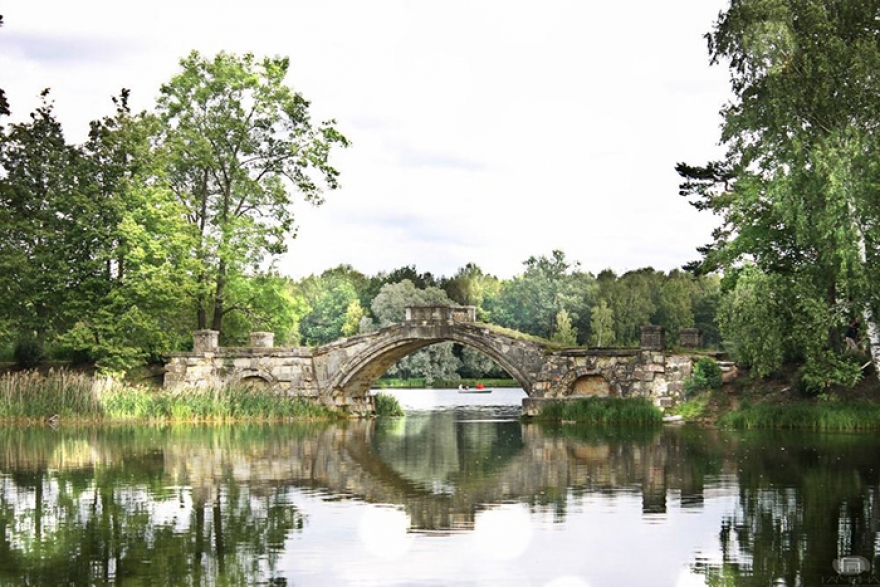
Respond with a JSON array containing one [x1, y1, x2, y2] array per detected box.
[[529, 396, 663, 425], [0, 370, 100, 419], [0, 371, 337, 423], [719, 402, 880, 431]]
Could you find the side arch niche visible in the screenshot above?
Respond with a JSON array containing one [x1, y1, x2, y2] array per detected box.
[[570, 374, 614, 398], [233, 372, 275, 390]]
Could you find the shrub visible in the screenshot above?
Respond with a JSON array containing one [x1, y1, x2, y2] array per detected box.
[[374, 393, 405, 417], [684, 357, 723, 397], [14, 337, 44, 369]]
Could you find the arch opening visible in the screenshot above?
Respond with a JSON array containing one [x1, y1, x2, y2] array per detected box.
[[327, 330, 534, 398]]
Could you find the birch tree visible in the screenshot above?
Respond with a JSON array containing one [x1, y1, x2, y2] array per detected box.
[[678, 0, 880, 385]]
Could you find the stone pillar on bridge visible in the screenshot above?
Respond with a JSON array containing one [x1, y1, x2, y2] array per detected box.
[[193, 330, 219, 353], [678, 328, 703, 348], [640, 325, 665, 350], [249, 331, 275, 348]]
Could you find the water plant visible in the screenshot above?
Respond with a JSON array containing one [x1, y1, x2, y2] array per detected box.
[[373, 393, 405, 417]]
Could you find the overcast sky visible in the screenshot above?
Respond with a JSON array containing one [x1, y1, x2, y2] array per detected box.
[[1, 1, 732, 280]]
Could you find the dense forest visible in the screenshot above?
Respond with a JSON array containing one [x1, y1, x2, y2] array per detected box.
[[5, 0, 880, 394]]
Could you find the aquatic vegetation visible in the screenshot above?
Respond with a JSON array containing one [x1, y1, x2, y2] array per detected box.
[[373, 393, 405, 417]]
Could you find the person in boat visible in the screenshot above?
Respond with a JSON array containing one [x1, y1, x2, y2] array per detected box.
[[459, 384, 469, 391], [476, 383, 485, 390]]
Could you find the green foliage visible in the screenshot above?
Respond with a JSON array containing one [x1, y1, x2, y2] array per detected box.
[[679, 0, 880, 382], [0, 371, 100, 419], [0, 371, 336, 422], [602, 268, 661, 346], [673, 392, 712, 421], [717, 265, 787, 377], [487, 250, 594, 342], [589, 299, 615, 347], [684, 357, 723, 397], [13, 337, 44, 369], [529, 397, 663, 425], [719, 402, 880, 431], [154, 50, 349, 334], [102, 385, 336, 421], [373, 393, 404, 417], [550, 309, 578, 346], [299, 275, 361, 345]]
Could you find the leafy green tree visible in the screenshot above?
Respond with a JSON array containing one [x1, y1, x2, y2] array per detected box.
[[590, 299, 615, 348], [154, 51, 349, 335], [54, 93, 198, 371], [0, 92, 100, 345], [459, 346, 505, 378], [607, 269, 661, 346], [340, 299, 366, 337], [679, 0, 880, 382], [440, 263, 501, 321], [220, 273, 307, 346], [655, 270, 695, 344], [551, 309, 578, 346], [488, 250, 583, 339], [298, 275, 360, 346]]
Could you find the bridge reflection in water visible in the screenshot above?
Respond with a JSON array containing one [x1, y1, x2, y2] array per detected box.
[[0, 418, 879, 585]]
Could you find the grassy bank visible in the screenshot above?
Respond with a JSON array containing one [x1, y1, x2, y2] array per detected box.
[[526, 397, 663, 425], [718, 401, 880, 431], [0, 370, 338, 423]]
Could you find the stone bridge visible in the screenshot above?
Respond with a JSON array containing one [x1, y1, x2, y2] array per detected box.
[[164, 305, 705, 415]]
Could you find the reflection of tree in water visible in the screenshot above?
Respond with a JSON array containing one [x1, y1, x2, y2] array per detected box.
[[692, 431, 880, 586], [0, 426, 305, 586]]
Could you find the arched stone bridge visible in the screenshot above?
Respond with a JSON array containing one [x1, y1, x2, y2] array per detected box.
[[164, 305, 701, 415]]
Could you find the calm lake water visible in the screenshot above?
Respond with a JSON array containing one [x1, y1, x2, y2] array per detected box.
[[1, 388, 879, 586]]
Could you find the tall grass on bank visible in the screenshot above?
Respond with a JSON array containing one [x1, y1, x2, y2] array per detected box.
[[0, 371, 336, 422], [101, 385, 337, 422], [719, 402, 880, 431], [0, 370, 100, 419], [528, 397, 663, 425]]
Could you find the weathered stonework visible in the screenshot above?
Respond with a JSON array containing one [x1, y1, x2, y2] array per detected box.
[[678, 328, 703, 348], [165, 306, 713, 416]]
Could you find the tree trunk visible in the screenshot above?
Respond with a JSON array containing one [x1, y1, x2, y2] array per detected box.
[[210, 259, 226, 333], [854, 222, 880, 381]]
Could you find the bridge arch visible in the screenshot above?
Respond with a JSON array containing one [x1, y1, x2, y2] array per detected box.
[[323, 323, 539, 398]]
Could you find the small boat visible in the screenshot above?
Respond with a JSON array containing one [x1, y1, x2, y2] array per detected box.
[[458, 386, 492, 394]]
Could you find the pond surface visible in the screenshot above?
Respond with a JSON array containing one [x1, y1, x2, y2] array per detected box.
[[0, 388, 879, 586]]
